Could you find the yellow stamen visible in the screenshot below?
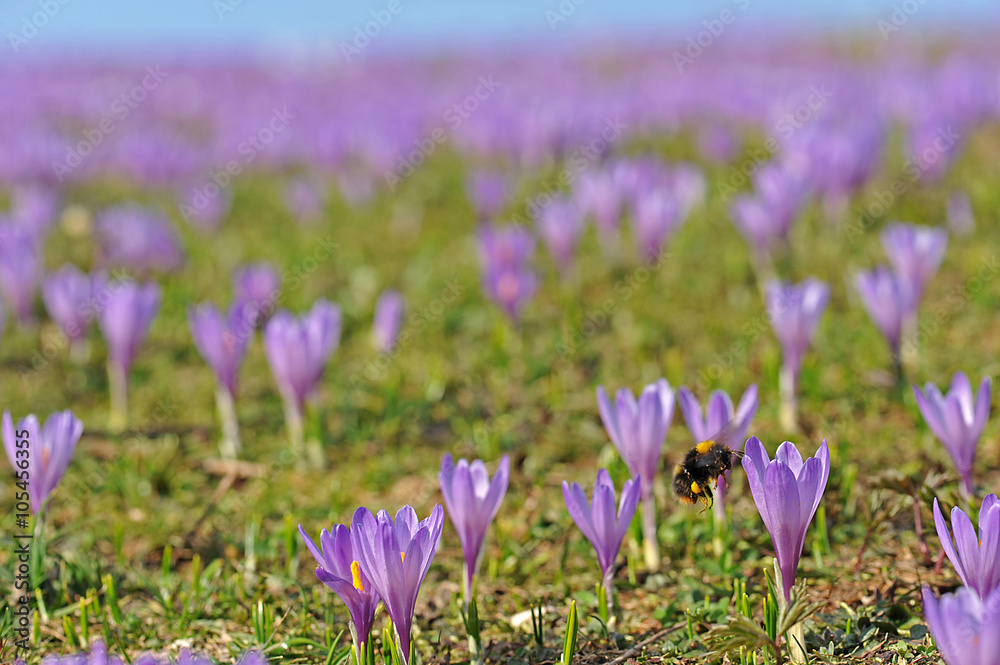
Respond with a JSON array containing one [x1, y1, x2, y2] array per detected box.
[[696, 440, 715, 454], [351, 560, 364, 592], [400, 551, 405, 564]]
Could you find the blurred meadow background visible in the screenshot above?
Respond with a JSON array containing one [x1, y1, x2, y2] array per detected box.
[[1, 1, 1000, 663]]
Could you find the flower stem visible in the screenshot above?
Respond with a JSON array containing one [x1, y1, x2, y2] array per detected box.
[[215, 384, 241, 459], [641, 493, 660, 572], [283, 397, 304, 459], [108, 361, 128, 432], [779, 364, 798, 433]]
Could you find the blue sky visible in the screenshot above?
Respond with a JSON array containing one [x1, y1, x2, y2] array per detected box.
[[1, 0, 998, 59]]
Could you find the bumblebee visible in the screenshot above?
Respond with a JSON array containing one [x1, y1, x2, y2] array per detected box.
[[673, 425, 741, 511]]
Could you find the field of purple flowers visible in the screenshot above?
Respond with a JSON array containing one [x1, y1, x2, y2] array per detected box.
[[1, 36, 999, 664]]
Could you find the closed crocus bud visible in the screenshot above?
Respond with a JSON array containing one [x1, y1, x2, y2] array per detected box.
[[372, 290, 404, 353], [233, 262, 280, 328], [922, 586, 1000, 665], [597, 379, 673, 570], [96, 206, 184, 274], [880, 222, 948, 301], [933, 495, 1000, 599], [631, 190, 680, 261], [11, 184, 59, 242], [0, 224, 41, 326], [477, 224, 536, 323], [855, 266, 915, 361], [573, 169, 621, 236], [913, 373, 991, 497], [766, 278, 829, 431], [538, 198, 584, 274], [3, 410, 83, 514], [42, 265, 98, 344], [96, 281, 161, 429], [563, 469, 641, 620], [439, 454, 510, 606], [263, 299, 341, 460], [742, 437, 830, 603]]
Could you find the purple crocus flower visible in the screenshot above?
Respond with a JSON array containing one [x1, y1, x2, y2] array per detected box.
[[677, 385, 759, 444], [263, 299, 342, 413], [263, 299, 341, 458], [563, 469, 641, 616], [40, 641, 124, 665], [477, 225, 536, 322], [373, 289, 405, 353], [766, 279, 829, 430], [854, 266, 915, 360], [3, 410, 83, 514], [189, 302, 251, 457], [233, 263, 280, 328], [596, 379, 673, 506], [351, 504, 445, 665], [189, 303, 250, 397], [10, 184, 59, 241], [933, 495, 1000, 599], [96, 206, 185, 274], [0, 224, 41, 326], [439, 454, 510, 604], [676, 384, 759, 517], [574, 169, 621, 237], [467, 170, 508, 218], [134, 650, 216, 665], [881, 222, 948, 301], [538, 198, 584, 274], [631, 190, 680, 261], [96, 281, 160, 429], [913, 373, 991, 496], [97, 281, 161, 376], [299, 523, 381, 656], [742, 437, 830, 602], [730, 163, 805, 256], [922, 586, 1000, 665], [42, 265, 98, 344]]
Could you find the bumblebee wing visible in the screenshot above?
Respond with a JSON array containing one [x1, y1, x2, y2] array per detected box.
[[705, 420, 745, 457]]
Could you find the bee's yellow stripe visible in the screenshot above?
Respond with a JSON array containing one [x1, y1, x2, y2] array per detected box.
[[696, 440, 715, 454]]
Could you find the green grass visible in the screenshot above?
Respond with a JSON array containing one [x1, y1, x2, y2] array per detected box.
[[0, 125, 998, 663]]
